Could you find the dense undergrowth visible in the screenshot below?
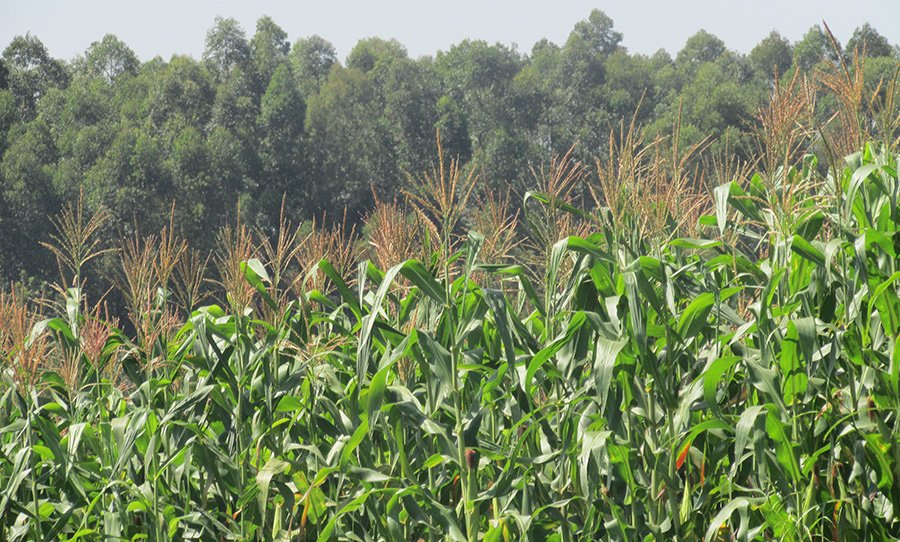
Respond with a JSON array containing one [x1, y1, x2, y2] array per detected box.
[[1, 56, 900, 541]]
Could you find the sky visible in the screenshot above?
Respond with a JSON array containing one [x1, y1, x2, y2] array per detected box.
[[0, 0, 898, 63]]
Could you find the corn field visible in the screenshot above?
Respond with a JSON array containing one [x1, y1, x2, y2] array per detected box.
[[1, 57, 900, 540], [0, 139, 896, 541]]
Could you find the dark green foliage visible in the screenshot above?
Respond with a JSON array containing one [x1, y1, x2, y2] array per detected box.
[[290, 35, 338, 99], [83, 34, 139, 83], [0, 12, 897, 294], [793, 24, 834, 71], [846, 23, 894, 59], [2, 33, 68, 115], [256, 63, 307, 224], [677, 30, 727, 69], [748, 31, 793, 81], [250, 16, 290, 90], [203, 16, 252, 82]]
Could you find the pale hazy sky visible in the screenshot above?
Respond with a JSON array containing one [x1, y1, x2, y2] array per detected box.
[[1, 0, 898, 62]]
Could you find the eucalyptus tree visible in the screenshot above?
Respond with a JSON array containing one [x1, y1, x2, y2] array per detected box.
[[290, 35, 338, 99], [83, 34, 139, 83], [203, 17, 253, 84], [255, 63, 308, 224], [748, 31, 793, 83], [2, 33, 67, 115], [250, 16, 291, 92]]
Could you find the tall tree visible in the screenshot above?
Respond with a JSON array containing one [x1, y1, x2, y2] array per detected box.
[[793, 25, 833, 71], [2, 34, 68, 114], [203, 17, 252, 82], [549, 11, 624, 155], [306, 66, 394, 216], [0, 119, 60, 274], [436, 40, 523, 147], [603, 51, 659, 124], [168, 125, 216, 240], [149, 56, 215, 133], [83, 128, 172, 235], [845, 23, 894, 59], [347, 38, 407, 73], [436, 40, 532, 188], [520, 38, 576, 153], [748, 31, 793, 82], [676, 30, 727, 69], [568, 9, 623, 58], [290, 35, 338, 99], [256, 63, 307, 222], [377, 57, 441, 174], [83, 34, 139, 83], [250, 15, 290, 90]]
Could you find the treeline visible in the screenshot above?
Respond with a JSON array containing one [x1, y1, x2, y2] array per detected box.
[[0, 11, 897, 286]]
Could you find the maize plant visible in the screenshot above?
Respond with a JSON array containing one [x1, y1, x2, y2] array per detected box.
[[0, 143, 898, 541]]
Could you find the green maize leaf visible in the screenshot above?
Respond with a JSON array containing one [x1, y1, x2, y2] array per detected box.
[[765, 407, 801, 484], [790, 235, 825, 267], [526, 312, 588, 397]]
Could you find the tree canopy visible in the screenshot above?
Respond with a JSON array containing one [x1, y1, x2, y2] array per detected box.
[[0, 14, 896, 289]]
